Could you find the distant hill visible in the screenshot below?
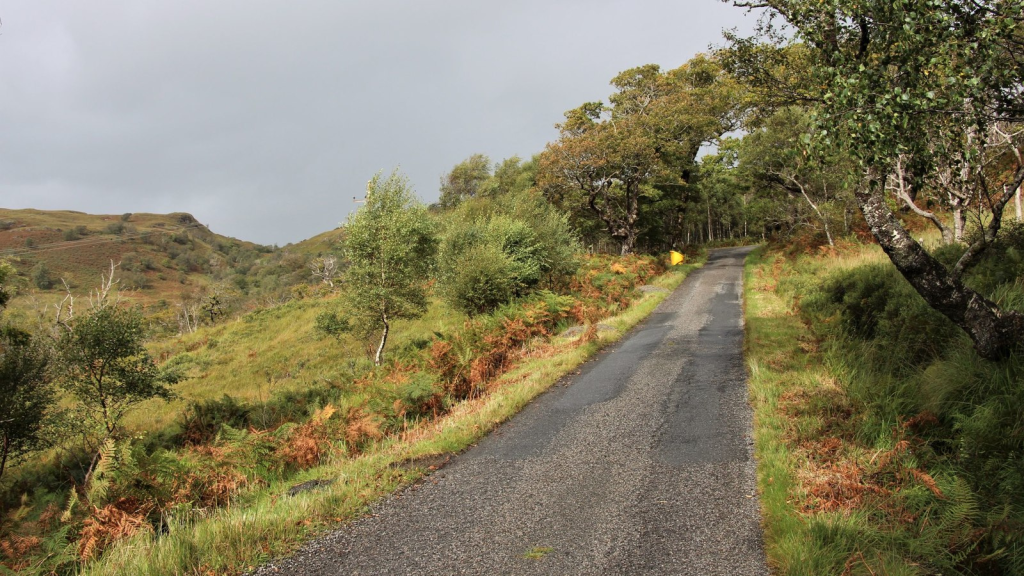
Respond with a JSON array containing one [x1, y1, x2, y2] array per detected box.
[[0, 208, 343, 330], [283, 226, 346, 257]]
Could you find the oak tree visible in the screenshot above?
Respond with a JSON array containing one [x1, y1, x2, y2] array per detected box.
[[540, 55, 743, 254]]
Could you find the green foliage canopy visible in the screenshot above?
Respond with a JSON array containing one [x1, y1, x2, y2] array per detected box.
[[438, 154, 492, 209], [0, 327, 51, 482], [55, 305, 177, 437], [343, 170, 437, 365], [729, 0, 1024, 359], [436, 191, 580, 315], [539, 55, 745, 254]]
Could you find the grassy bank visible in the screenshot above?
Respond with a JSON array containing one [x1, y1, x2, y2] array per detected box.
[[745, 241, 1024, 575], [3, 254, 703, 575]]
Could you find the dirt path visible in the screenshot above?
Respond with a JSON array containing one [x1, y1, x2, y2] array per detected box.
[[254, 246, 768, 576]]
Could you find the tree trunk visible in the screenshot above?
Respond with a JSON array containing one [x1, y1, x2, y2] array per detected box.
[[620, 230, 636, 256], [0, 435, 9, 483], [953, 209, 964, 242], [707, 201, 714, 242], [795, 179, 833, 246], [856, 185, 1024, 360], [1016, 184, 1022, 221], [374, 313, 389, 366]]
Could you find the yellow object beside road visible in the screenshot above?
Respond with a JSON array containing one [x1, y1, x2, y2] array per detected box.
[[669, 251, 685, 266]]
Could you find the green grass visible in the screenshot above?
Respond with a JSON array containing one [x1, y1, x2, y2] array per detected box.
[[131, 295, 470, 432], [744, 244, 934, 575], [73, 257, 703, 575], [744, 241, 1024, 575], [744, 246, 827, 574]]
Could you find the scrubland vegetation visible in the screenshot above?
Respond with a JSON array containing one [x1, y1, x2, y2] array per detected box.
[[0, 171, 704, 573], [2, 0, 1024, 573]]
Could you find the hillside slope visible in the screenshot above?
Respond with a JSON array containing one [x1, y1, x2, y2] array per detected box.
[[0, 208, 341, 330]]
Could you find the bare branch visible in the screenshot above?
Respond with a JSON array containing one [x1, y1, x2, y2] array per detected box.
[[89, 260, 121, 309], [954, 166, 1024, 277], [53, 279, 75, 335], [309, 255, 339, 288], [887, 156, 953, 243]]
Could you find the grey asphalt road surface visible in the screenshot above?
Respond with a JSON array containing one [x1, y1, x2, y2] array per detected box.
[[254, 246, 768, 576]]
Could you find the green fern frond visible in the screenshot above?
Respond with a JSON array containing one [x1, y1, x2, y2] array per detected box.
[[86, 437, 118, 507], [273, 422, 298, 440], [60, 490, 79, 523]]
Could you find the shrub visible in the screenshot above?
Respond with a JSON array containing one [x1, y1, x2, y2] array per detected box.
[[0, 326, 52, 482], [62, 225, 90, 241], [120, 271, 150, 290], [436, 192, 581, 315], [30, 263, 54, 290], [439, 242, 516, 315], [314, 310, 351, 339]]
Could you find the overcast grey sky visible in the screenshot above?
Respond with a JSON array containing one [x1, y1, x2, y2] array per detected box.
[[0, 1, 756, 245]]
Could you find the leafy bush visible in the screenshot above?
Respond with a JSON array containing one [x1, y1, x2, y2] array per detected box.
[[438, 242, 516, 315], [120, 271, 150, 290], [62, 225, 88, 241], [314, 310, 351, 339], [436, 192, 581, 315], [0, 326, 52, 482], [30, 263, 54, 290]]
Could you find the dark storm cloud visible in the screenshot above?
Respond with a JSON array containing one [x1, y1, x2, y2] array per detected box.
[[0, 1, 756, 245]]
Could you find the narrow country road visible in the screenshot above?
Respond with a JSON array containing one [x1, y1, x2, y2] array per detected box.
[[255, 246, 768, 576]]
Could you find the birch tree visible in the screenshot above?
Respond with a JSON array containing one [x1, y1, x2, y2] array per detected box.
[[342, 170, 436, 365], [729, 0, 1024, 359]]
